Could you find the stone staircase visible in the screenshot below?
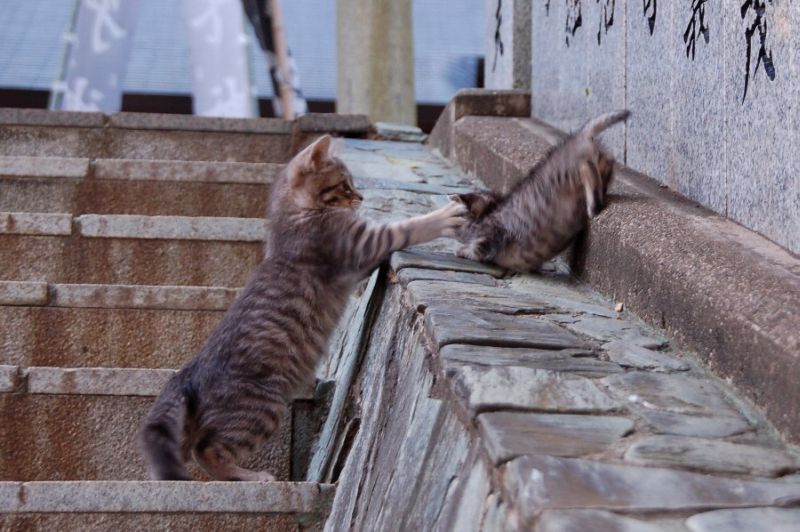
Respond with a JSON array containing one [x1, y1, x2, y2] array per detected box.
[[2, 107, 800, 531], [0, 109, 358, 530]]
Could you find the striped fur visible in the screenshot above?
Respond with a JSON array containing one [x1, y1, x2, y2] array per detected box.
[[451, 110, 629, 272], [139, 135, 467, 481]]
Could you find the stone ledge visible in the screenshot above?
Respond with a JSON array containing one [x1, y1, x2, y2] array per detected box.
[[50, 283, 238, 311], [93, 158, 282, 184], [294, 113, 371, 134], [0, 481, 334, 513], [0, 281, 49, 306], [0, 212, 72, 236], [0, 366, 18, 392], [430, 108, 800, 443], [0, 156, 89, 179], [107, 112, 292, 134], [0, 108, 105, 128], [75, 214, 267, 241], [25, 367, 175, 396]]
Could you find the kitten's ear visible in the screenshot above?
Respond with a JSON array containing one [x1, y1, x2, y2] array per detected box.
[[329, 138, 344, 157], [302, 134, 332, 172]]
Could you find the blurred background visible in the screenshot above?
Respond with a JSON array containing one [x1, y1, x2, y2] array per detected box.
[[0, 0, 485, 131]]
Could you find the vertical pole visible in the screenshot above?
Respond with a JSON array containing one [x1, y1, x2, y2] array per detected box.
[[336, 0, 415, 125], [269, 0, 295, 120]]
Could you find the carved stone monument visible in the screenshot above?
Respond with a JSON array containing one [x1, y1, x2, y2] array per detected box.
[[485, 0, 531, 89]]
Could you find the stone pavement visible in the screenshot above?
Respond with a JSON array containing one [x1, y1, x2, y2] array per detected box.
[[2, 110, 799, 530]]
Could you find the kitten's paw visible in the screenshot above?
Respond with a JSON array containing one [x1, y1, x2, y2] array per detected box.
[[253, 471, 275, 483], [436, 200, 469, 237]]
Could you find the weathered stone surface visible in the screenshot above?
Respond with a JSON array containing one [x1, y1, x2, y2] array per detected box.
[[440, 344, 622, 376], [686, 508, 800, 532], [108, 112, 291, 134], [374, 122, 426, 142], [449, 365, 620, 417], [0, 156, 88, 179], [564, 316, 668, 348], [426, 305, 588, 350], [604, 340, 690, 372], [435, 458, 492, 532], [76, 214, 267, 242], [0, 366, 18, 393], [478, 411, 633, 464], [26, 367, 176, 396], [507, 275, 618, 318], [504, 455, 800, 522], [637, 410, 754, 439], [390, 249, 505, 277], [0, 480, 332, 513], [484, 0, 531, 90], [408, 279, 557, 314], [625, 436, 800, 478], [0, 281, 48, 306], [396, 267, 496, 287], [0, 108, 105, 128], [93, 158, 281, 184], [0, 514, 301, 532], [0, 212, 72, 236], [536, 509, 688, 532], [51, 283, 238, 311]]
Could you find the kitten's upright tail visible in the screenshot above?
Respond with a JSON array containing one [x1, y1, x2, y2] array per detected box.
[[138, 375, 193, 480], [579, 109, 631, 140]]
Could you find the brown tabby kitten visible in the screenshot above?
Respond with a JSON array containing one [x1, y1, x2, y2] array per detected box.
[[139, 135, 467, 481], [451, 110, 629, 272]]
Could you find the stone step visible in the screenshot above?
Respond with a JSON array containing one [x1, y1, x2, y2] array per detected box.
[[0, 157, 282, 217], [0, 281, 234, 368], [0, 366, 316, 482], [0, 481, 333, 531], [0, 213, 264, 286]]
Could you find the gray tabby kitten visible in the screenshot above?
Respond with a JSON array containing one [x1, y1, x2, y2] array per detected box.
[[451, 110, 629, 272], [139, 135, 466, 481]]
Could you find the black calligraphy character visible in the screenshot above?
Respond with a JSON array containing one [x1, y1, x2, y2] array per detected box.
[[545, 0, 551, 16], [565, 0, 583, 47], [741, 0, 776, 103], [683, 0, 709, 60], [643, 0, 656, 35], [596, 0, 615, 45], [493, 0, 504, 72]]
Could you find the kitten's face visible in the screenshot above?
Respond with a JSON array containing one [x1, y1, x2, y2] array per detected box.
[[450, 190, 500, 220], [286, 135, 363, 210]]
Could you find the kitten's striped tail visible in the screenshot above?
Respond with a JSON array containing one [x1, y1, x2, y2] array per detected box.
[[139, 375, 193, 480], [580, 109, 631, 139]]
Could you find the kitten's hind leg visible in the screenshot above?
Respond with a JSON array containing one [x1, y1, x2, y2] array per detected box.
[[194, 439, 275, 482]]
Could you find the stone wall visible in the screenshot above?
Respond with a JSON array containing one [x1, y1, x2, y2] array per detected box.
[[525, 1, 799, 255]]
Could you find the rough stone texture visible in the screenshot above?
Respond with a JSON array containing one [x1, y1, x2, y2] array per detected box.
[[686, 508, 800, 532], [625, 436, 800, 478], [604, 340, 690, 372], [0, 234, 260, 286], [434, 107, 800, 443], [76, 214, 267, 242], [390, 249, 505, 277], [93, 158, 281, 184], [563, 316, 668, 349], [636, 410, 754, 440], [396, 267, 497, 287], [373, 122, 426, 142], [440, 344, 621, 376], [449, 365, 621, 417], [294, 113, 371, 134], [25, 367, 176, 396], [0, 513, 302, 532], [0, 212, 72, 236], [0, 156, 89, 179], [536, 510, 688, 532], [108, 112, 291, 134], [478, 411, 633, 464], [0, 394, 292, 481], [409, 279, 559, 314], [0, 281, 48, 306], [0, 367, 18, 393], [50, 283, 238, 311], [0, 108, 105, 128], [484, 0, 531, 90], [504, 455, 800, 526]]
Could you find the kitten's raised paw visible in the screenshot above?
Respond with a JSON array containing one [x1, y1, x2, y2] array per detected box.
[[436, 200, 469, 237]]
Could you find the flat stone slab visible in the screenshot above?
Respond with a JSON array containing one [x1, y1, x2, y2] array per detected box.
[[440, 344, 622, 376], [625, 436, 800, 478], [396, 268, 496, 287], [686, 508, 800, 532], [25, 367, 176, 396], [425, 306, 588, 350], [0, 366, 18, 392], [0, 108, 105, 128], [478, 412, 633, 465], [76, 214, 267, 241], [390, 249, 505, 277], [507, 276, 618, 318], [50, 283, 238, 311], [0, 481, 333, 513], [604, 340, 690, 372], [408, 280, 558, 314], [449, 365, 621, 417], [108, 112, 291, 134], [0, 212, 72, 236], [375, 122, 427, 142], [564, 316, 668, 349], [536, 509, 687, 532], [94, 159, 283, 184], [0, 281, 48, 306], [637, 410, 754, 439], [0, 156, 89, 179], [504, 455, 800, 520]]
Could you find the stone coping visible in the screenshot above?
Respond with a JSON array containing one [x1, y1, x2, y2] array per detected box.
[[75, 214, 267, 241], [0, 156, 89, 179], [0, 108, 105, 128], [107, 112, 292, 134], [0, 281, 239, 310], [0, 481, 334, 513], [428, 92, 800, 443], [0, 212, 73, 236]]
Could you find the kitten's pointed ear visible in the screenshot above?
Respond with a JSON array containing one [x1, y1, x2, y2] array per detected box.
[[305, 134, 332, 171]]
